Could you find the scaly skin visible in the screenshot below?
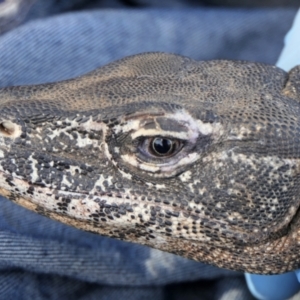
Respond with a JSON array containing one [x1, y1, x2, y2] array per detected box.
[[0, 52, 300, 274]]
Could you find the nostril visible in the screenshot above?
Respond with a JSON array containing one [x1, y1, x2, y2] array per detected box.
[[0, 121, 16, 136]]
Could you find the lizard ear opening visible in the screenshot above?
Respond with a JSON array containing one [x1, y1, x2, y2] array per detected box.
[[0, 121, 16, 136], [0, 120, 22, 138], [282, 65, 300, 100]]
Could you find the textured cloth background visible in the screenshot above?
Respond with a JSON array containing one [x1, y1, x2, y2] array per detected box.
[[0, 2, 297, 299]]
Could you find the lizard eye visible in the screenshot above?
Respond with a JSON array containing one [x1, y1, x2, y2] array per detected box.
[[146, 137, 183, 158]]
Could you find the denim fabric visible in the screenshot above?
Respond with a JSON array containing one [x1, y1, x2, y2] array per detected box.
[[0, 9, 295, 87], [0, 6, 297, 300], [0, 0, 36, 34]]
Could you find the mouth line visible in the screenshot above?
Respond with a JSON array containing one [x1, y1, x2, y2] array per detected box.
[[0, 168, 297, 247]]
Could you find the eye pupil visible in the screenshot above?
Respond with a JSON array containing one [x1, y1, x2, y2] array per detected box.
[[151, 138, 175, 156]]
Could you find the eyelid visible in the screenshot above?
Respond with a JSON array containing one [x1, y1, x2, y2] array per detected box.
[[131, 129, 193, 141]]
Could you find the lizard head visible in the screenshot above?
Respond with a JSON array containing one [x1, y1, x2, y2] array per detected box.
[[0, 52, 300, 274]]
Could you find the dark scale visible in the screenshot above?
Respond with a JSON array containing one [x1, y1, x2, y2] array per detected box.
[[1, 52, 300, 274]]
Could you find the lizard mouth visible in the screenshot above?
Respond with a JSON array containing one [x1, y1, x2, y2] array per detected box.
[[0, 168, 298, 250]]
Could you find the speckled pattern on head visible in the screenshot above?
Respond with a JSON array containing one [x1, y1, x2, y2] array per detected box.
[[1, 52, 300, 274]]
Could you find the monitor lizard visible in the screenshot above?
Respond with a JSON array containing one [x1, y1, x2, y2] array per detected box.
[[0, 52, 300, 275]]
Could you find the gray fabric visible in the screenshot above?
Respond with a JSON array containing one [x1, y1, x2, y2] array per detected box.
[[0, 3, 297, 299], [0, 9, 295, 87], [0, 0, 36, 34]]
